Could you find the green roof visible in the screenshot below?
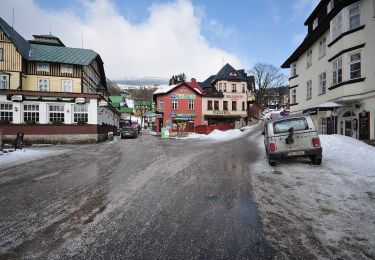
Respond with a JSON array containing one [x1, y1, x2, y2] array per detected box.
[[118, 107, 133, 113], [29, 44, 98, 65]]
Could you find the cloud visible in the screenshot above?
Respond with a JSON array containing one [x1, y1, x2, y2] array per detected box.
[[0, 0, 244, 80]]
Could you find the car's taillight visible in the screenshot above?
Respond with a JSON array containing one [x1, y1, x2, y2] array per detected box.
[[269, 143, 276, 152], [312, 137, 320, 147]]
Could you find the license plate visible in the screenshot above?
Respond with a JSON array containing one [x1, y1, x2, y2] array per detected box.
[[288, 151, 305, 156]]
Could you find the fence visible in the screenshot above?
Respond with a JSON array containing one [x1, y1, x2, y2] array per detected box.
[[194, 123, 235, 135]]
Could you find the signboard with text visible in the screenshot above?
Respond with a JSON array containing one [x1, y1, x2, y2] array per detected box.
[[170, 93, 195, 99]]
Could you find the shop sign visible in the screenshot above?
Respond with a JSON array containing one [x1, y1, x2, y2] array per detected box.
[[99, 100, 108, 107], [225, 94, 243, 100], [60, 97, 75, 102], [170, 113, 196, 118], [42, 97, 58, 101], [11, 95, 23, 102], [170, 93, 195, 99], [25, 96, 41, 101], [75, 97, 86, 104], [213, 110, 230, 115]]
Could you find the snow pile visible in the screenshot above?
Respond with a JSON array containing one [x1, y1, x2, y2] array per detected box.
[[320, 134, 375, 175], [181, 129, 245, 141]]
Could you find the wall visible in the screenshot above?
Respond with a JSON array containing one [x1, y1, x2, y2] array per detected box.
[[22, 75, 81, 93]]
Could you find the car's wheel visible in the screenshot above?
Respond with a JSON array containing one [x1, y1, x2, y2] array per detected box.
[[311, 155, 322, 165]]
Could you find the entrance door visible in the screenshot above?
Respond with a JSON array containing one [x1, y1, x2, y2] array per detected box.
[[344, 120, 352, 137]]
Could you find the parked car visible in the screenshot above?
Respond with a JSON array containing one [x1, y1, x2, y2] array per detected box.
[[262, 114, 322, 166], [121, 125, 138, 139]]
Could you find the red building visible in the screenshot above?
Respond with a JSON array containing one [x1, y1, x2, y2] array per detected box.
[[153, 79, 203, 133]]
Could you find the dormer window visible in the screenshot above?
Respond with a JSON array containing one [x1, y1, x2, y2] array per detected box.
[[327, 0, 334, 13], [229, 71, 237, 77], [37, 63, 49, 72], [313, 18, 318, 30]]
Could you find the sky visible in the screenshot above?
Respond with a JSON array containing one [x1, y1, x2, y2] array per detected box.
[[0, 0, 319, 81]]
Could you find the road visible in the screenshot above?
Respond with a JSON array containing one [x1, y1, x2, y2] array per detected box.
[[0, 127, 281, 259]]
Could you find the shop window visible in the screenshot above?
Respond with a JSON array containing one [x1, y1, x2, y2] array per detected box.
[[0, 103, 13, 122], [0, 74, 9, 90], [73, 105, 88, 123], [223, 101, 228, 111], [49, 104, 65, 123], [214, 101, 219, 110], [24, 104, 39, 123], [207, 100, 212, 110]]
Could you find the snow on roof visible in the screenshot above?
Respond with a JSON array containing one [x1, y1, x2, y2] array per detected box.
[[153, 84, 177, 95], [125, 99, 134, 108]]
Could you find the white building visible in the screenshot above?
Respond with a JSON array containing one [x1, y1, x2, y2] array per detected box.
[[282, 0, 375, 141]]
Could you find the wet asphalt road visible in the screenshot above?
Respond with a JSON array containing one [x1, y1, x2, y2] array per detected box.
[[0, 127, 279, 259]]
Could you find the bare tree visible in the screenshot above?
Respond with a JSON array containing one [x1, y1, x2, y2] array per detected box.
[[106, 79, 123, 95], [249, 63, 287, 108], [129, 86, 155, 100]]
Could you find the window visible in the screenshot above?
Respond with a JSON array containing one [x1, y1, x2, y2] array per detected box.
[[349, 52, 361, 79], [0, 74, 9, 90], [232, 84, 236, 92], [242, 102, 246, 111], [188, 99, 194, 110], [313, 18, 318, 30], [49, 104, 65, 123], [73, 105, 88, 123], [327, 0, 334, 13], [232, 101, 237, 111], [319, 72, 326, 95], [159, 99, 164, 111], [172, 99, 178, 110], [207, 100, 213, 110], [242, 84, 245, 93], [0, 48, 3, 61], [349, 3, 360, 30], [291, 63, 297, 77], [223, 101, 228, 111], [223, 83, 227, 92], [273, 118, 308, 134], [219, 83, 222, 92], [214, 100, 219, 110], [332, 58, 342, 85], [23, 104, 39, 123], [38, 78, 49, 91], [61, 65, 73, 74], [291, 89, 297, 104], [62, 80, 73, 92], [36, 63, 49, 72], [318, 117, 327, 135], [331, 12, 343, 41], [319, 37, 326, 58], [0, 103, 13, 122], [307, 50, 312, 68], [306, 80, 312, 100]]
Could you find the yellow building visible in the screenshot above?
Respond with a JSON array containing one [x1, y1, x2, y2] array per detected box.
[[0, 17, 119, 143]]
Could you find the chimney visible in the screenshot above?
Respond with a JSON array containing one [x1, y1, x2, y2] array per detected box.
[[191, 78, 196, 83]]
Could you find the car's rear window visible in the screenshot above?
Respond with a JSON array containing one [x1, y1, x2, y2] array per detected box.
[[273, 118, 308, 134]]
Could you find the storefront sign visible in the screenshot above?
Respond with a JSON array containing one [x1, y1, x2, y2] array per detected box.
[[359, 111, 370, 140], [225, 94, 243, 100], [99, 100, 108, 107], [170, 93, 195, 99], [170, 113, 197, 119], [11, 95, 23, 102], [75, 97, 86, 104], [42, 97, 58, 101], [213, 110, 230, 115]]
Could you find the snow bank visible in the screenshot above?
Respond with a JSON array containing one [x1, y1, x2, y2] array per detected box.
[[181, 128, 247, 141], [320, 134, 375, 176]]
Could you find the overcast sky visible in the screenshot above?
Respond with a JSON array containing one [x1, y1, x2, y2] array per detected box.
[[0, 0, 319, 81]]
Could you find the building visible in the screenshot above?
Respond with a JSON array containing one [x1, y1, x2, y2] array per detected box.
[[200, 63, 253, 128], [282, 0, 375, 141], [153, 79, 204, 133], [0, 17, 119, 143]]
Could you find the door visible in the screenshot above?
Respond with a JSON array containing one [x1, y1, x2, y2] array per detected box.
[[344, 120, 352, 137]]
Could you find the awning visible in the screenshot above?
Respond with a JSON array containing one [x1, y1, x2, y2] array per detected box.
[[303, 102, 345, 113]]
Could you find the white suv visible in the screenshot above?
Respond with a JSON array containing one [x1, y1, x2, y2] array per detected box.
[[262, 114, 322, 166]]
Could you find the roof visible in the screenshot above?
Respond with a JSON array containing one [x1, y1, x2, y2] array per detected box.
[[153, 81, 204, 96], [304, 0, 328, 26], [29, 44, 98, 65], [0, 17, 30, 59], [118, 107, 133, 114], [212, 63, 247, 83], [0, 17, 99, 66], [29, 34, 65, 47], [303, 101, 346, 112], [109, 96, 124, 108], [153, 84, 178, 95], [199, 75, 215, 90]]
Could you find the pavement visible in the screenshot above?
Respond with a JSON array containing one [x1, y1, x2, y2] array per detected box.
[[0, 128, 281, 259]]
